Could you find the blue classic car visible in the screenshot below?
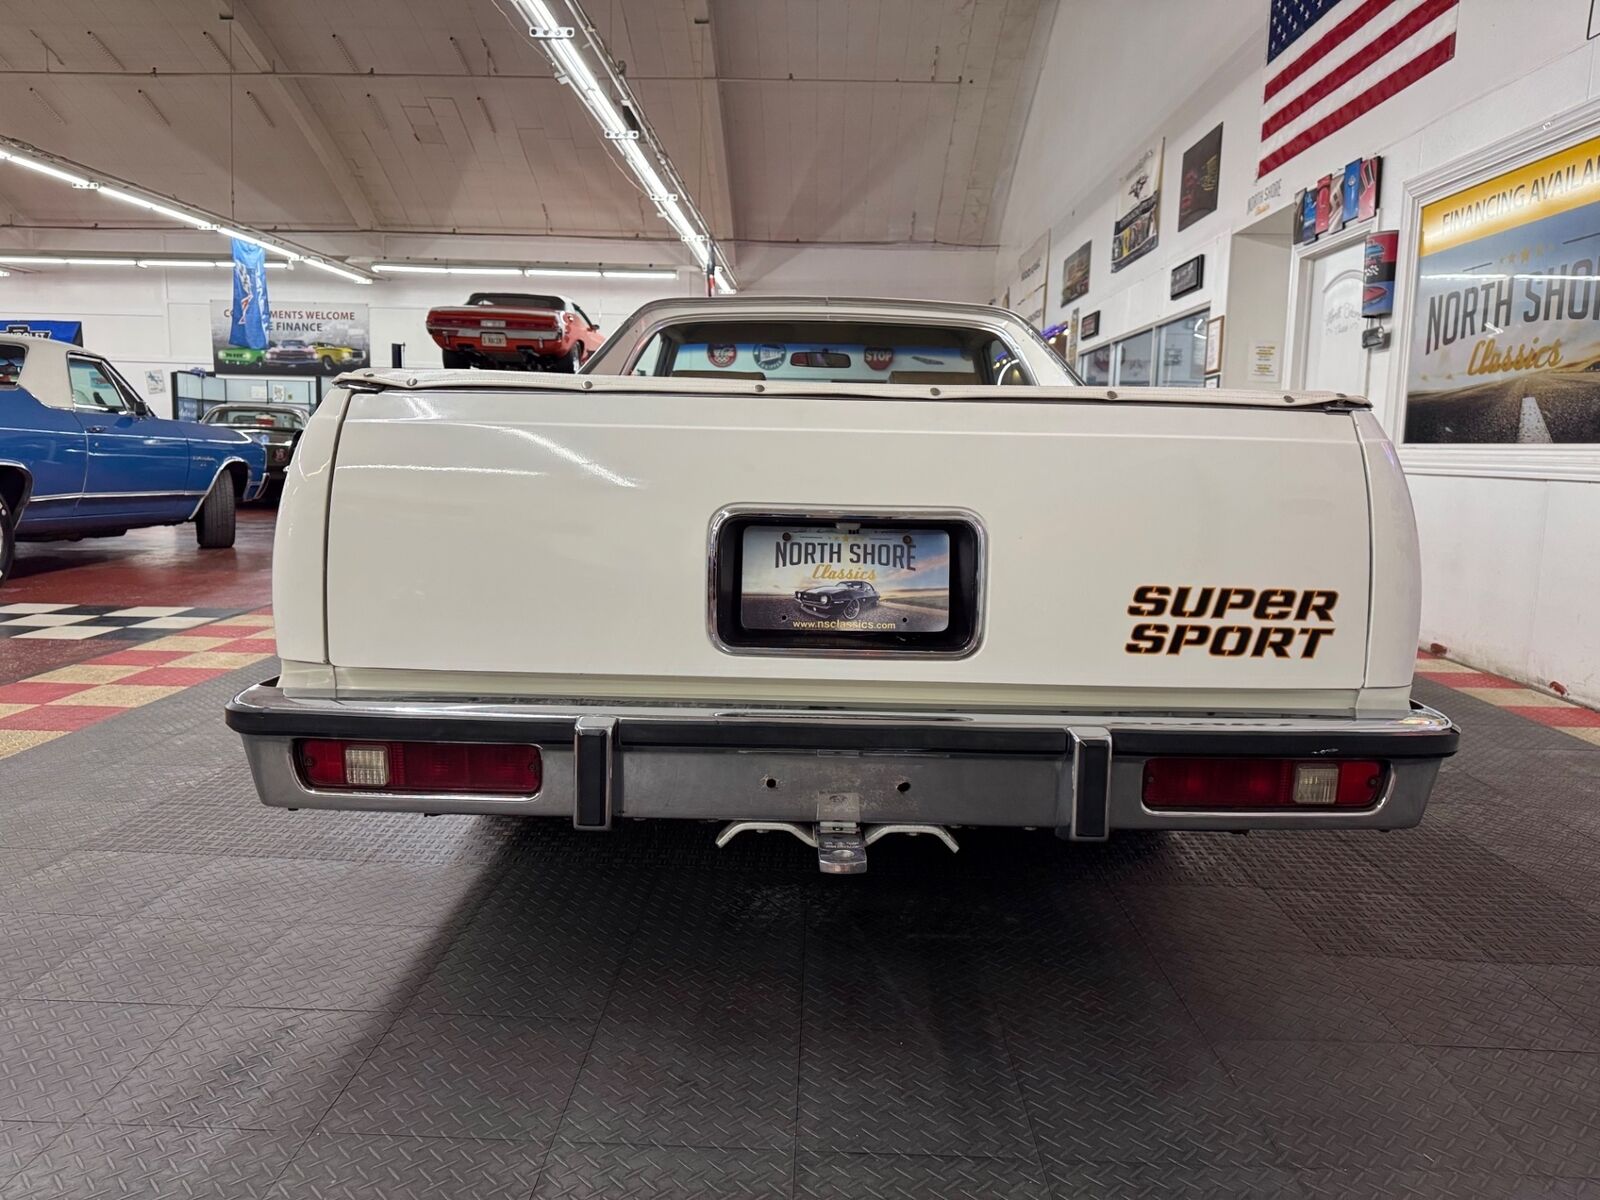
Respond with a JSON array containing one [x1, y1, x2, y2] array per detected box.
[[0, 335, 267, 587]]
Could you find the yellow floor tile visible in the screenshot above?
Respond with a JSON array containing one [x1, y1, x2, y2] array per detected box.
[[1415, 659, 1476, 673], [1565, 727, 1600, 747], [229, 614, 277, 627], [28, 663, 147, 685], [164, 650, 276, 670], [0, 729, 68, 756], [0, 703, 37, 720], [1457, 687, 1573, 707], [47, 684, 186, 708], [136, 635, 236, 652]]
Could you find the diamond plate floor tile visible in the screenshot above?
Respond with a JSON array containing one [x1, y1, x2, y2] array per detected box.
[[535, 1142, 793, 1199], [798, 1016, 1032, 1157], [1272, 888, 1487, 959], [0, 1123, 305, 1200], [1039, 1161, 1307, 1199], [1518, 965, 1600, 1038], [794, 1151, 1050, 1199], [266, 1132, 545, 1200], [1428, 1048, 1600, 1177], [0, 915, 117, 1002], [1162, 952, 1405, 1044], [1216, 1040, 1529, 1174], [0, 1122, 67, 1192], [603, 928, 802, 1032], [1295, 1168, 1589, 1199], [88, 1006, 391, 1133], [0, 853, 215, 918], [1014, 1033, 1283, 1169], [0, 800, 161, 852], [323, 1011, 590, 1142], [1117, 885, 1316, 954], [560, 1017, 796, 1150], [311, 862, 499, 928], [1447, 892, 1600, 965], [19, 919, 290, 1007], [1348, 959, 1599, 1050], [0, 1001, 197, 1122], [139, 858, 357, 923], [988, 943, 1203, 1046], [213, 924, 455, 1013]]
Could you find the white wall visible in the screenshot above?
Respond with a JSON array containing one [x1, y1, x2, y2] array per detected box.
[[996, 0, 1600, 706]]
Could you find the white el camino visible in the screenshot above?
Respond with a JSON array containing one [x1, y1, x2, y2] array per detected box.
[[226, 296, 1457, 873]]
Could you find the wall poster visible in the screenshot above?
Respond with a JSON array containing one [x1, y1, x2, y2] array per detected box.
[[1016, 231, 1050, 330], [209, 300, 371, 376], [1112, 141, 1163, 273], [1060, 241, 1091, 306], [1178, 124, 1223, 231], [1405, 132, 1600, 444]]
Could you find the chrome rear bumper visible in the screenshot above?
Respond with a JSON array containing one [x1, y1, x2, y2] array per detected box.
[[225, 682, 1458, 838]]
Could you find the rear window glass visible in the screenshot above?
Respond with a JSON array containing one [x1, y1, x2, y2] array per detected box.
[[610, 320, 1033, 385], [0, 344, 23, 388], [208, 408, 305, 430], [467, 293, 563, 309]]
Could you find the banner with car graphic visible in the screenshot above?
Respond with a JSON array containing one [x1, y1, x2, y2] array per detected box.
[[210, 300, 370, 376], [739, 526, 951, 633]]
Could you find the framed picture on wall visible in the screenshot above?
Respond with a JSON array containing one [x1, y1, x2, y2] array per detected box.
[[1204, 315, 1224, 375]]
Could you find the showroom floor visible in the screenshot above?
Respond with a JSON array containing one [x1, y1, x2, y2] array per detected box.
[[3, 523, 1600, 1199]]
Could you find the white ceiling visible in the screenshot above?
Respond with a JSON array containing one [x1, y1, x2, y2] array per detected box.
[[0, 0, 1053, 262]]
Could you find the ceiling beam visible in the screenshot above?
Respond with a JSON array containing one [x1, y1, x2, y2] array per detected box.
[[694, 2, 737, 243], [224, 1, 377, 231]]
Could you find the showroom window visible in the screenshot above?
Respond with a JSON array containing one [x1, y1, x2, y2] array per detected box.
[[1076, 308, 1209, 388]]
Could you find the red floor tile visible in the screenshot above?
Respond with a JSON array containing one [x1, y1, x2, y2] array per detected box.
[[1507, 705, 1600, 728], [0, 681, 92, 705], [1420, 671, 1519, 688], [86, 649, 193, 667], [0, 704, 129, 731], [225, 638, 278, 655]]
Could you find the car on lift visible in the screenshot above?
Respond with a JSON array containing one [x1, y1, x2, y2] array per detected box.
[[200, 403, 307, 495], [794, 579, 879, 619], [0, 335, 267, 588], [265, 339, 318, 369], [228, 296, 1458, 876], [217, 346, 267, 369], [425, 292, 603, 372]]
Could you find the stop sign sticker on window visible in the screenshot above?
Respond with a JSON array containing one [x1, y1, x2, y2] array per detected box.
[[864, 347, 895, 371], [708, 345, 738, 368]]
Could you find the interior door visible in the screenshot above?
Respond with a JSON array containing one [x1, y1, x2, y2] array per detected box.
[[70, 355, 191, 522], [1297, 239, 1369, 397]]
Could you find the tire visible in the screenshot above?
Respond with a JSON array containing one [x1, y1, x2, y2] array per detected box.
[[320, 355, 337, 372], [842, 598, 862, 620], [553, 345, 582, 374], [442, 349, 472, 370], [195, 475, 237, 549], [0, 495, 14, 590]]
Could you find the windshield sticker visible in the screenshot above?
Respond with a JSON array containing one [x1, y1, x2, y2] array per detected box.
[[754, 344, 786, 372], [740, 527, 950, 633], [864, 347, 895, 371], [708, 344, 738, 368]]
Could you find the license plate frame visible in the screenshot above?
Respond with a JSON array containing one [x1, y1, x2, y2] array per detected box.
[[708, 507, 985, 658], [479, 332, 508, 347]]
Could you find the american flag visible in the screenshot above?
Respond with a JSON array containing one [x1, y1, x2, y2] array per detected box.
[[1259, 0, 1458, 178]]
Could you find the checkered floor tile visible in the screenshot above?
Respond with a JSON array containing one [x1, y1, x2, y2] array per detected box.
[[0, 604, 246, 642], [1417, 650, 1600, 747], [0, 609, 275, 757]]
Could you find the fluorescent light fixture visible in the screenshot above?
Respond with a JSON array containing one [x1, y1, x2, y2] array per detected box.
[[0, 255, 137, 266], [303, 258, 373, 285], [212, 226, 298, 260], [97, 186, 214, 230], [137, 259, 225, 268], [713, 266, 735, 295], [524, 266, 604, 278], [0, 256, 69, 264], [0, 151, 94, 189], [601, 268, 678, 279], [373, 263, 449, 274]]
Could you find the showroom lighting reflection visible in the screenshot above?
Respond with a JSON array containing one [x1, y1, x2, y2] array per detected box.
[[0, 254, 290, 271], [0, 138, 376, 283]]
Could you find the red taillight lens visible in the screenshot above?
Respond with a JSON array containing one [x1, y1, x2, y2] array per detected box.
[[296, 739, 542, 795], [1141, 758, 1384, 810]]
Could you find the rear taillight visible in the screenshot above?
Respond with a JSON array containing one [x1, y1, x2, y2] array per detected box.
[[297, 739, 542, 795], [1142, 758, 1384, 810]]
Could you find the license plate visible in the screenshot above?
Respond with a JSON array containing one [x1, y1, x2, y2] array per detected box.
[[739, 527, 950, 633], [480, 332, 507, 347]]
